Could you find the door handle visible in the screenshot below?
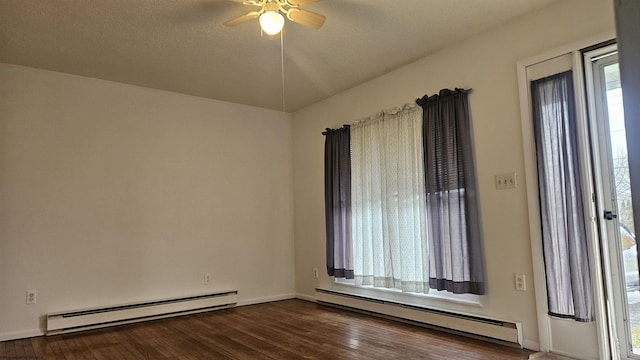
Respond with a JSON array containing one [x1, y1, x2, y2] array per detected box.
[[604, 210, 618, 220]]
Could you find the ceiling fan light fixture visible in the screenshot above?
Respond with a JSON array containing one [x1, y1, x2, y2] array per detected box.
[[259, 11, 285, 35]]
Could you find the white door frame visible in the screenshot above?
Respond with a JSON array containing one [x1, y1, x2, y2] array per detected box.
[[585, 44, 639, 360], [517, 31, 615, 360]]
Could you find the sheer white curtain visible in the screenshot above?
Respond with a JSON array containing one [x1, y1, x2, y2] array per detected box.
[[532, 71, 592, 321], [351, 104, 429, 293]]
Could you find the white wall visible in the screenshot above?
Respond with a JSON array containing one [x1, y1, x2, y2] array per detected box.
[[0, 64, 295, 340], [292, 0, 615, 350]]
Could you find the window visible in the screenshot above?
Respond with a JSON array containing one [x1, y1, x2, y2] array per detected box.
[[531, 71, 592, 321], [324, 89, 484, 296], [350, 105, 429, 293]]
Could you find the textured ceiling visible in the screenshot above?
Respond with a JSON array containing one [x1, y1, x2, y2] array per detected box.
[[0, 0, 559, 112]]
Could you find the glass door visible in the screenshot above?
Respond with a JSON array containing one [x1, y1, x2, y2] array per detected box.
[[586, 45, 638, 359], [524, 52, 603, 359]]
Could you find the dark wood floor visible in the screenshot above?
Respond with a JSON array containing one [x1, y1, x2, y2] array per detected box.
[[1, 299, 532, 359]]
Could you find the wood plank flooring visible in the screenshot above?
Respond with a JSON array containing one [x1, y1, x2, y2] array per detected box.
[[1, 299, 532, 359]]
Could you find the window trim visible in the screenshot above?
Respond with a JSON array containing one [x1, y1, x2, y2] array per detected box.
[[334, 277, 482, 307]]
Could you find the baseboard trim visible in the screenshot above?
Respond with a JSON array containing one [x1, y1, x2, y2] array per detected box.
[[523, 339, 541, 352], [0, 329, 44, 342], [295, 293, 317, 302], [236, 293, 296, 307], [2, 293, 297, 341]]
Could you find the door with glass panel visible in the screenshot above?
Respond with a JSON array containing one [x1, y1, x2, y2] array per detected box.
[[525, 53, 603, 359], [586, 45, 639, 359]]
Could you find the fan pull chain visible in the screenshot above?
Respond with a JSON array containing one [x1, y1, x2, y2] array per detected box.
[[280, 30, 286, 112]]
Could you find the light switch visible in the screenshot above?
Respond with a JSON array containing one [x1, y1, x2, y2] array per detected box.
[[495, 172, 517, 190]]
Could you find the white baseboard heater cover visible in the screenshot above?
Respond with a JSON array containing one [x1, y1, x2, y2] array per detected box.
[[47, 291, 238, 335], [315, 289, 522, 345]]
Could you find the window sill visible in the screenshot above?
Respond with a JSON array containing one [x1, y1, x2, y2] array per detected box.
[[333, 278, 482, 307]]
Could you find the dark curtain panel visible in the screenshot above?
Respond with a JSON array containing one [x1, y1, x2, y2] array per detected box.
[[323, 126, 354, 279], [417, 89, 484, 295], [531, 71, 593, 322]]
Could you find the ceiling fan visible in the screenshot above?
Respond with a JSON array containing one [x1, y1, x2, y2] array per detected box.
[[224, 0, 326, 35]]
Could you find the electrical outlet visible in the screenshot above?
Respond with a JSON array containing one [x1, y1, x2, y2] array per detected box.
[[313, 268, 319, 279], [26, 290, 37, 305], [204, 273, 212, 285], [495, 172, 517, 190], [515, 274, 526, 291]]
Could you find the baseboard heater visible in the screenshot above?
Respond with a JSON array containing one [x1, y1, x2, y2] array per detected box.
[[46, 290, 238, 336], [315, 289, 521, 346]]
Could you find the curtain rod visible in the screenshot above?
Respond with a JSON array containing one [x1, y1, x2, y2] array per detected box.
[[322, 87, 472, 135], [416, 88, 472, 106], [322, 125, 350, 136]]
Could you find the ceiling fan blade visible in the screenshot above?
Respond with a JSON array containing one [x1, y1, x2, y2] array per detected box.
[[224, 11, 260, 27], [288, 0, 323, 5], [227, 0, 261, 4], [287, 8, 325, 29]]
